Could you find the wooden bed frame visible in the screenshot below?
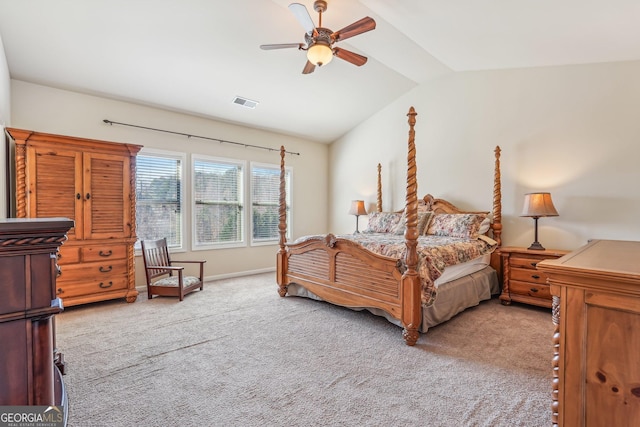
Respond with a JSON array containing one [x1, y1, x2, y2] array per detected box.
[[276, 107, 503, 345]]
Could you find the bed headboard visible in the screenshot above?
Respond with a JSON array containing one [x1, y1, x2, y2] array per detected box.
[[422, 194, 490, 216], [375, 146, 502, 246]]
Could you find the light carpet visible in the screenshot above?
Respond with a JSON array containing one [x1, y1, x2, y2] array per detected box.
[[56, 272, 553, 427]]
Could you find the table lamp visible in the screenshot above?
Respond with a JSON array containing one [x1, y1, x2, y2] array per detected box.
[[348, 200, 367, 234], [521, 192, 559, 250]]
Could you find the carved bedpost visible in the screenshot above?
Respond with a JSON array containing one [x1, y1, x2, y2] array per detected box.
[[551, 295, 561, 426], [401, 107, 421, 346], [377, 163, 382, 212], [276, 146, 288, 297], [8, 129, 33, 218], [492, 146, 502, 246]]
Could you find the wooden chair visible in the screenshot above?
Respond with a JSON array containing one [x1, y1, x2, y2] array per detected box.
[[140, 238, 206, 301]]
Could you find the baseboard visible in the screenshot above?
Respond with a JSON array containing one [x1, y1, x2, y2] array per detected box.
[[135, 267, 276, 292], [204, 267, 276, 282]]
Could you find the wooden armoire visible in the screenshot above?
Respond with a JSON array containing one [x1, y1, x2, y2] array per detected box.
[[8, 128, 142, 307]]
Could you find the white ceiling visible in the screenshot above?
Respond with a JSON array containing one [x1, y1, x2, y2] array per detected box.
[[1, 0, 639, 143]]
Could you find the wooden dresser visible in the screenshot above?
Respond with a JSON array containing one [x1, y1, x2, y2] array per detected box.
[[8, 128, 142, 307], [538, 239, 640, 427], [0, 218, 72, 422], [499, 246, 569, 308]]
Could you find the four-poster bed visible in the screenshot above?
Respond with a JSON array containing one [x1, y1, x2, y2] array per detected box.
[[276, 107, 503, 345]]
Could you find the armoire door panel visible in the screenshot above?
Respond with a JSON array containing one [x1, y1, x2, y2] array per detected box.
[[28, 147, 83, 240], [84, 153, 131, 239]]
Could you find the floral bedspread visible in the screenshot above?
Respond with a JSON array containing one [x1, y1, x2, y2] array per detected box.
[[293, 233, 497, 307]]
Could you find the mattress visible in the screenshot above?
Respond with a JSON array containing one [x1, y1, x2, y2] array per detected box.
[[434, 253, 491, 287]]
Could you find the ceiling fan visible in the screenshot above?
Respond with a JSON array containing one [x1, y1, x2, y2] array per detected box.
[[260, 1, 376, 74]]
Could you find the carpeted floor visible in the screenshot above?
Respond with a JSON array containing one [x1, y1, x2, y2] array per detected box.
[[56, 273, 553, 426]]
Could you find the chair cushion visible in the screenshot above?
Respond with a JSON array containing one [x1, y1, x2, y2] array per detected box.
[[153, 276, 201, 287]]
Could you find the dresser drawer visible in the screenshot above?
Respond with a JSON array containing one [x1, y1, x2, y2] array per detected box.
[[81, 244, 127, 262], [510, 267, 547, 285], [509, 279, 551, 300], [58, 259, 128, 281], [56, 275, 129, 298], [57, 246, 80, 265]]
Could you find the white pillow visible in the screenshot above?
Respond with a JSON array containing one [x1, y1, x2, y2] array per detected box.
[[478, 216, 492, 235]]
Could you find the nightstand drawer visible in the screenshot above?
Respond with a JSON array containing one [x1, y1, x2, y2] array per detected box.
[[510, 267, 547, 285], [510, 255, 547, 270], [509, 279, 551, 300]]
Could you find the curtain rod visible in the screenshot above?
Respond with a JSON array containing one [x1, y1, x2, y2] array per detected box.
[[102, 119, 301, 156]]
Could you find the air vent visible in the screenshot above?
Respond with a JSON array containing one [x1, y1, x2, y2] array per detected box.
[[232, 96, 259, 109]]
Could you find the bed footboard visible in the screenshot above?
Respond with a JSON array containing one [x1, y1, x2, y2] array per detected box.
[[280, 234, 404, 318]]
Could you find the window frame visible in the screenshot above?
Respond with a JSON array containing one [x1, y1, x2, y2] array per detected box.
[[250, 161, 292, 247], [191, 154, 246, 251], [134, 148, 186, 252]]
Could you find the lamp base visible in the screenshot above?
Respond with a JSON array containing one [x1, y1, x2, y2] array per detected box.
[[527, 241, 546, 251]]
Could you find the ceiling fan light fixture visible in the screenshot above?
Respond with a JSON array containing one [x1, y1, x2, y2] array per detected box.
[[307, 41, 333, 67]]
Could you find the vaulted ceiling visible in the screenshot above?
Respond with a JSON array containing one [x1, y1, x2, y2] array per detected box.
[[1, 1, 638, 143]]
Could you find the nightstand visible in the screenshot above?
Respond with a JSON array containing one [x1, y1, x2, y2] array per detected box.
[[499, 246, 569, 308]]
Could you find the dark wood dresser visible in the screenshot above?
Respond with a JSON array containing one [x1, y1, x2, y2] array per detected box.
[[0, 218, 73, 420], [538, 239, 640, 427]]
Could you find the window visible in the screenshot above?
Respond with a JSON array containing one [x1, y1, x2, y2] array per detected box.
[[251, 162, 291, 245], [193, 156, 244, 249], [135, 150, 185, 249]]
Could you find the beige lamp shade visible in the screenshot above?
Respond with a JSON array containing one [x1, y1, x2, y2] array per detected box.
[[520, 192, 559, 218], [520, 192, 558, 250], [348, 200, 367, 234], [348, 200, 367, 216]]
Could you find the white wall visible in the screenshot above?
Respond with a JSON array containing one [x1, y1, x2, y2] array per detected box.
[[10, 80, 329, 283], [0, 34, 10, 217], [330, 60, 640, 251]]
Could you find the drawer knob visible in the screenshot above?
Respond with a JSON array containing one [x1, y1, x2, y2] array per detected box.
[[57, 288, 64, 295], [99, 250, 113, 257], [99, 281, 113, 289], [531, 274, 540, 279], [99, 265, 113, 273], [530, 287, 539, 293], [530, 262, 538, 267]]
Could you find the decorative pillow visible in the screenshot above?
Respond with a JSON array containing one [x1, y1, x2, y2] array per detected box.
[[478, 214, 492, 235], [392, 211, 433, 235], [426, 213, 487, 239], [363, 212, 402, 233]]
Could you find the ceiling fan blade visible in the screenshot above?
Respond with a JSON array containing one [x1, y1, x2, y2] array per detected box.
[[332, 17, 376, 42], [260, 43, 304, 50], [289, 3, 316, 36], [333, 47, 368, 67], [302, 60, 316, 74]]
